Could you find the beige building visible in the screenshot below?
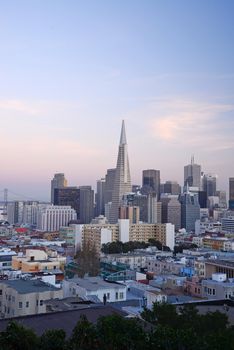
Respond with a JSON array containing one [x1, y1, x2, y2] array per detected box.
[[75, 220, 175, 251], [0, 279, 63, 318], [12, 249, 66, 273]]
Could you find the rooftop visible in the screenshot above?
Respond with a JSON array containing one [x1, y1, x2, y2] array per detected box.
[[0, 305, 127, 336], [0, 279, 61, 294], [69, 276, 125, 291]]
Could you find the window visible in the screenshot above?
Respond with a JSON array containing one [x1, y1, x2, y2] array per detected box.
[[213, 289, 215, 295], [40, 300, 43, 306], [115, 292, 119, 300], [54, 266, 56, 270], [19, 302, 22, 309], [36, 300, 39, 306], [0, 290, 2, 296], [26, 301, 29, 308], [107, 293, 110, 300], [119, 292, 124, 299]]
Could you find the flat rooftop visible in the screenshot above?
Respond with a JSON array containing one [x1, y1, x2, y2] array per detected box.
[[0, 279, 61, 294], [69, 276, 125, 291], [0, 305, 127, 336]]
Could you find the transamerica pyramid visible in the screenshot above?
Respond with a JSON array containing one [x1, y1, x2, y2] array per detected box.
[[109, 120, 132, 224]]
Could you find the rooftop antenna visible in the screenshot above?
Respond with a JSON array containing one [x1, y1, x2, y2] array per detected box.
[[191, 155, 194, 165]]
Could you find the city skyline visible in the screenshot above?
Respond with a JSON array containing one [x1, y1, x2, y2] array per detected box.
[[0, 1, 234, 200]]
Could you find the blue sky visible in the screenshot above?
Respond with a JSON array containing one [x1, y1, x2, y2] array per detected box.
[[0, 0, 233, 200]]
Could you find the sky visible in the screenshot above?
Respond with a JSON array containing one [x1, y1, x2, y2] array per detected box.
[[0, 0, 234, 201]]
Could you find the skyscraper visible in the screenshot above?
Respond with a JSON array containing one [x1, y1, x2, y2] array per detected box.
[[179, 191, 200, 232], [54, 187, 80, 217], [229, 178, 234, 210], [78, 186, 94, 224], [161, 181, 181, 195], [103, 168, 116, 205], [51, 173, 67, 203], [142, 169, 160, 198], [109, 121, 131, 224], [202, 173, 217, 197], [95, 178, 105, 216], [184, 156, 201, 189]]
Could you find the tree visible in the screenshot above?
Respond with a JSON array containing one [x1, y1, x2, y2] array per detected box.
[[75, 240, 100, 277], [39, 329, 66, 350], [148, 239, 163, 250], [141, 302, 178, 328], [96, 314, 148, 350], [0, 321, 39, 350], [68, 315, 99, 350]]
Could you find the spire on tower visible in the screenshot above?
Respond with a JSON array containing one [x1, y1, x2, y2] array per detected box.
[[119, 120, 127, 145], [109, 120, 131, 224]]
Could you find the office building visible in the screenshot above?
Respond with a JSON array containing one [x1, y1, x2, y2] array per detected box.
[[161, 196, 181, 231], [96, 178, 105, 216], [54, 187, 80, 217], [184, 156, 201, 188], [119, 206, 140, 224], [78, 186, 94, 224], [103, 169, 116, 205], [109, 121, 131, 223], [202, 173, 217, 197], [142, 169, 160, 198], [179, 191, 200, 232], [51, 173, 67, 204], [198, 191, 208, 208], [161, 181, 181, 195], [229, 178, 234, 210], [37, 205, 77, 231], [222, 216, 234, 233], [216, 190, 227, 209]]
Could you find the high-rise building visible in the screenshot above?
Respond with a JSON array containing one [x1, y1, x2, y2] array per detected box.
[[78, 186, 94, 224], [7, 201, 25, 225], [184, 156, 201, 188], [54, 187, 80, 217], [119, 206, 140, 224], [132, 193, 148, 222], [96, 178, 105, 216], [179, 190, 200, 232], [198, 190, 207, 208], [37, 205, 77, 231], [229, 178, 234, 210], [216, 190, 227, 209], [142, 169, 160, 198], [147, 194, 158, 224], [103, 168, 116, 205], [51, 173, 67, 204], [161, 196, 181, 231], [109, 121, 131, 224], [202, 173, 217, 197], [161, 181, 181, 195]]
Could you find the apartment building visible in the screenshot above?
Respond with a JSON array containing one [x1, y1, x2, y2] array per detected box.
[[75, 219, 175, 252], [12, 249, 66, 274], [0, 279, 63, 318]]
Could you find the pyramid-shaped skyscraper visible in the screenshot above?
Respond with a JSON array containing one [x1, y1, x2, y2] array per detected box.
[[109, 120, 132, 224]]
